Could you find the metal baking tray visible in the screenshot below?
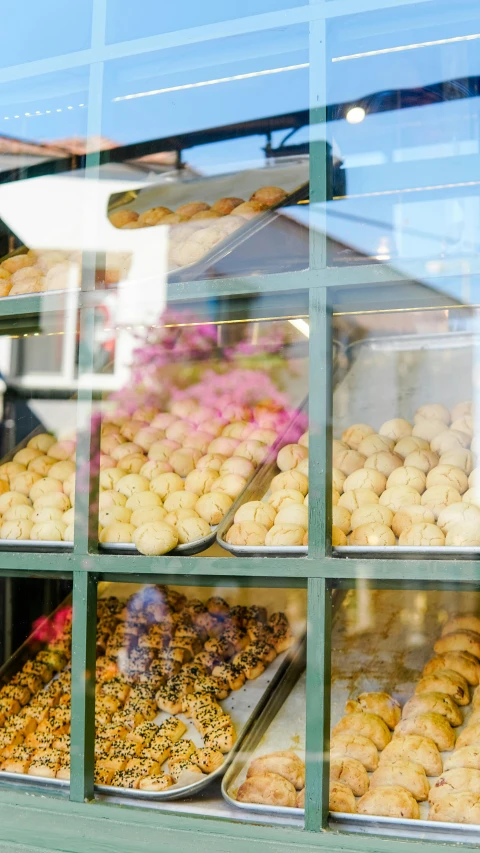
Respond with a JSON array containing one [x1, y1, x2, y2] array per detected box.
[[334, 545, 480, 557], [222, 645, 305, 820], [216, 405, 309, 557], [98, 526, 217, 557]]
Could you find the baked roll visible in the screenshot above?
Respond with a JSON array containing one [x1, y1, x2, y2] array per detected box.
[[330, 733, 378, 771], [138, 773, 174, 791], [143, 736, 172, 765], [247, 751, 305, 790], [158, 716, 187, 742], [370, 759, 429, 801], [429, 768, 480, 804], [330, 757, 369, 797], [402, 693, 463, 726], [455, 723, 480, 750], [237, 771, 297, 807], [358, 785, 420, 819], [423, 652, 480, 686], [191, 747, 224, 774], [428, 792, 480, 824], [416, 669, 470, 706], [380, 735, 442, 777], [329, 781, 356, 813], [444, 746, 480, 772], [394, 712, 455, 752], [332, 712, 391, 750], [345, 692, 401, 730], [434, 631, 480, 660]]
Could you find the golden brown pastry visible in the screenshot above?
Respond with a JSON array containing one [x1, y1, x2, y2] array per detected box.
[[341, 424, 375, 451], [330, 733, 378, 771], [364, 451, 403, 478], [332, 712, 391, 750], [370, 759, 429, 801], [428, 792, 480, 823], [423, 653, 480, 686], [329, 781, 356, 813], [402, 693, 463, 726], [330, 757, 369, 796], [380, 735, 442, 776], [415, 669, 470, 705], [428, 768, 480, 803], [343, 468, 387, 496], [442, 614, 480, 637], [247, 751, 304, 790], [237, 771, 297, 807], [444, 746, 480, 772], [398, 523, 445, 547], [345, 692, 401, 730], [358, 785, 420, 819], [349, 523, 395, 546], [455, 723, 480, 750], [434, 631, 480, 661], [394, 712, 455, 751]]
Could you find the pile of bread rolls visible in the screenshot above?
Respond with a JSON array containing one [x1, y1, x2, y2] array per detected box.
[[328, 611, 480, 824], [333, 401, 480, 549], [108, 186, 288, 271], [0, 250, 81, 297], [0, 433, 75, 542], [100, 401, 283, 555], [236, 750, 305, 808], [225, 432, 308, 548]]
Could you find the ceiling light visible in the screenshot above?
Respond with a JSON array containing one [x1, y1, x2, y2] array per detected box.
[[346, 106, 366, 124]]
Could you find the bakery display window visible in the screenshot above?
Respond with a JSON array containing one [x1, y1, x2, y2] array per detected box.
[[91, 581, 306, 823], [329, 583, 480, 841], [93, 295, 310, 557]]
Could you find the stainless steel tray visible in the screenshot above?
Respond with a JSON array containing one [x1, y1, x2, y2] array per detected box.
[[334, 545, 480, 557], [99, 526, 217, 557], [222, 643, 305, 820], [216, 405, 308, 557]]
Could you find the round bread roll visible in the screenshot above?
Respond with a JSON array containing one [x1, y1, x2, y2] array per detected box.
[[296, 458, 308, 476], [234, 501, 276, 529], [99, 507, 132, 527], [207, 437, 240, 458], [463, 488, 480, 508], [47, 440, 76, 461], [392, 505, 435, 537], [0, 519, 33, 540], [358, 785, 420, 819], [133, 521, 178, 555], [150, 473, 184, 500], [437, 502, 480, 532], [3, 505, 33, 521], [445, 523, 480, 546], [29, 477, 63, 502], [31, 520, 67, 541], [333, 439, 348, 453], [343, 468, 386, 496], [332, 713, 391, 751], [431, 430, 471, 454], [349, 523, 396, 546], [222, 422, 253, 440], [338, 489, 379, 513], [398, 523, 445, 546], [32, 507, 65, 524], [117, 453, 148, 474], [212, 474, 246, 499], [412, 419, 448, 442], [225, 521, 268, 546], [440, 450, 474, 475], [276, 504, 308, 530], [168, 449, 201, 477], [140, 460, 172, 480], [332, 526, 347, 546], [198, 454, 228, 473], [14, 448, 44, 466], [48, 460, 76, 482], [115, 474, 149, 498], [333, 506, 351, 535], [265, 524, 305, 546], [195, 492, 233, 525], [332, 468, 346, 494], [99, 522, 135, 543], [394, 436, 430, 458], [276, 443, 308, 471], [332, 448, 366, 477], [267, 489, 305, 512], [331, 758, 369, 798], [250, 186, 287, 206], [201, 418, 226, 438], [148, 439, 180, 462], [176, 201, 210, 218], [163, 491, 198, 513], [426, 464, 468, 494], [451, 401, 472, 422], [63, 473, 75, 498], [184, 468, 219, 495], [351, 505, 393, 529], [0, 461, 25, 478], [28, 455, 57, 477], [176, 516, 211, 544], [358, 435, 395, 456], [387, 466, 426, 494], [330, 734, 379, 772], [100, 469, 126, 490], [364, 451, 403, 478], [249, 428, 277, 446], [109, 209, 138, 228], [0, 491, 30, 513], [2, 254, 34, 274], [270, 470, 308, 495], [421, 485, 462, 519], [165, 509, 199, 527], [342, 424, 375, 451], [99, 490, 127, 509], [379, 418, 412, 441], [126, 491, 162, 511], [451, 415, 474, 436], [404, 449, 439, 474], [184, 431, 213, 454], [101, 435, 126, 456], [27, 433, 56, 453], [219, 457, 255, 479], [33, 493, 70, 512], [165, 421, 192, 444], [170, 400, 196, 418], [10, 472, 41, 496], [379, 485, 421, 513], [235, 440, 267, 466], [415, 404, 450, 425], [130, 507, 167, 528]]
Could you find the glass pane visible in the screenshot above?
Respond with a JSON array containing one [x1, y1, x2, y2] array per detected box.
[[95, 295, 309, 556], [94, 580, 306, 825], [1, 1, 92, 68], [332, 300, 478, 555], [330, 584, 480, 839], [0, 575, 72, 789]]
